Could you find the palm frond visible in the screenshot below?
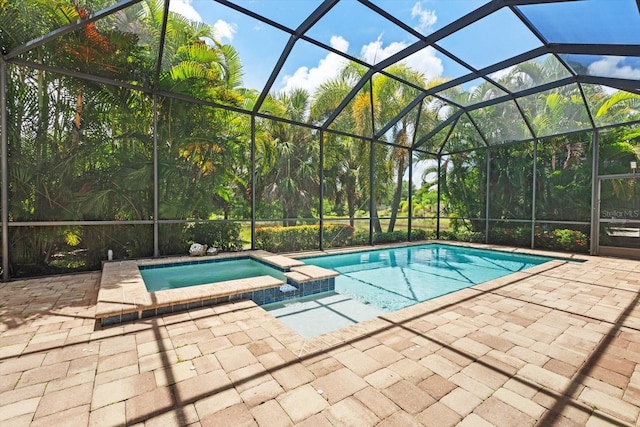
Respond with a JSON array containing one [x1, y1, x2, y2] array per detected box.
[[597, 91, 640, 118]]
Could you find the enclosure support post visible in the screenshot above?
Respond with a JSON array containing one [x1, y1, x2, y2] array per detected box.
[[590, 130, 599, 255], [251, 116, 256, 250], [1, 60, 9, 281], [408, 149, 413, 241], [319, 131, 324, 251], [485, 148, 491, 244], [369, 139, 375, 245], [436, 155, 441, 240], [531, 139, 538, 249], [152, 94, 159, 257]]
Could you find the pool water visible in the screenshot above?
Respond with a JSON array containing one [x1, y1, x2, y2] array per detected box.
[[264, 292, 386, 339], [140, 257, 285, 292], [300, 244, 553, 312]]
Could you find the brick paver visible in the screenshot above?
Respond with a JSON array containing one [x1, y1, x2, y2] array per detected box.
[[34, 382, 93, 419], [277, 384, 329, 423], [125, 386, 175, 424], [87, 402, 126, 427], [416, 401, 461, 427], [383, 379, 436, 414], [311, 367, 368, 404], [250, 399, 291, 426], [1, 248, 639, 425], [325, 396, 381, 426]]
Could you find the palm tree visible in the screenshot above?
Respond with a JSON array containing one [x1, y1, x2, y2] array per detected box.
[[374, 67, 451, 232], [312, 77, 364, 227], [2, 0, 153, 271], [313, 63, 416, 233], [258, 89, 319, 226]]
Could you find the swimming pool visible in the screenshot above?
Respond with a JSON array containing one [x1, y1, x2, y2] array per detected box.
[[300, 244, 554, 312], [140, 257, 286, 292]]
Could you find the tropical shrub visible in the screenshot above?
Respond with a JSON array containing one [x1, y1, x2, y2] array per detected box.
[[254, 224, 440, 252], [185, 222, 243, 251], [372, 231, 407, 244], [440, 230, 485, 243], [488, 227, 532, 247], [410, 229, 430, 240], [441, 226, 588, 253], [323, 225, 356, 249], [256, 224, 354, 252], [535, 228, 589, 253], [370, 228, 432, 244], [351, 230, 370, 246]]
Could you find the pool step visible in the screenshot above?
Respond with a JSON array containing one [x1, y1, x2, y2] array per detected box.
[[261, 255, 305, 269], [281, 265, 338, 300], [289, 265, 339, 281]]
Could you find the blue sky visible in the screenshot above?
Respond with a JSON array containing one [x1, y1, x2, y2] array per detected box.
[[167, 0, 640, 96], [168, 0, 515, 92], [164, 0, 640, 186]]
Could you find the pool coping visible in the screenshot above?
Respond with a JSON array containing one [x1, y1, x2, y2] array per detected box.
[[272, 241, 590, 339], [286, 240, 592, 263], [96, 241, 588, 327], [95, 250, 338, 326]]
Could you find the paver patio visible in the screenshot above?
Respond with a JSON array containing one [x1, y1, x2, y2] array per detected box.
[[1, 246, 640, 426]]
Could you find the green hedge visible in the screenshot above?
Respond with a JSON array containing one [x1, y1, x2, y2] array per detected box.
[[441, 226, 589, 253], [440, 230, 485, 243], [323, 225, 357, 249], [376, 229, 433, 242], [256, 224, 354, 252], [488, 227, 532, 247], [410, 229, 433, 240], [255, 225, 434, 253], [184, 222, 243, 251]]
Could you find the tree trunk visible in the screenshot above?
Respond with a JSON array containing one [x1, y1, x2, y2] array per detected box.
[[387, 155, 406, 233], [372, 205, 382, 233], [34, 65, 51, 265], [75, 86, 83, 129], [348, 202, 355, 227], [346, 183, 356, 228], [282, 206, 296, 227]]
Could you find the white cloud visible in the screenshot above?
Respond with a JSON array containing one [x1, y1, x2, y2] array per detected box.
[[601, 86, 618, 95], [411, 2, 437, 34], [402, 46, 443, 81], [360, 37, 406, 65], [330, 35, 349, 53], [588, 56, 640, 80], [168, 0, 201, 22], [404, 159, 438, 188], [213, 20, 237, 43], [281, 36, 350, 95], [280, 34, 444, 95], [361, 37, 443, 80]]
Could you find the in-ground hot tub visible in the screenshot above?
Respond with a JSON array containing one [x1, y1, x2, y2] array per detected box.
[[95, 251, 338, 326], [139, 257, 287, 291]]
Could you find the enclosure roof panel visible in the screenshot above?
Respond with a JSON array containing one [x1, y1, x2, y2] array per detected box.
[[516, 0, 640, 45], [2, 0, 639, 154], [216, 0, 326, 29], [436, 7, 544, 72], [367, 0, 491, 38]]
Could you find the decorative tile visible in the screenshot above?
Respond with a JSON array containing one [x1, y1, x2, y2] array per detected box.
[[141, 309, 157, 318], [120, 312, 138, 323]]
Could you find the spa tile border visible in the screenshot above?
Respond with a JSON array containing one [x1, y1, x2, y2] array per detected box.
[[96, 250, 338, 326]]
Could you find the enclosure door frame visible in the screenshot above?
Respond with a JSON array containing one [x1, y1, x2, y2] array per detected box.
[[596, 175, 640, 259]]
